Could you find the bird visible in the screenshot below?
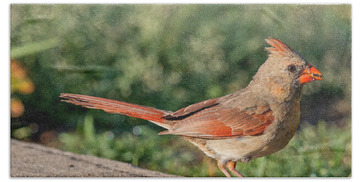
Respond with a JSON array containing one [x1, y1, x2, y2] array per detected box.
[[60, 37, 323, 177]]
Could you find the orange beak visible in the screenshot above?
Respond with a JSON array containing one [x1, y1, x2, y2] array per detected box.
[[299, 64, 324, 84]]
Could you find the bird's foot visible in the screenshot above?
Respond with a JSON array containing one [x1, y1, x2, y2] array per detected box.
[[217, 160, 244, 177]]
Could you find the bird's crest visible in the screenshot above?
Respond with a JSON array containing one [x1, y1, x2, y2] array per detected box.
[[265, 37, 295, 57]]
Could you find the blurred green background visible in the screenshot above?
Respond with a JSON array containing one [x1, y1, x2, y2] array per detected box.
[[10, 4, 351, 177]]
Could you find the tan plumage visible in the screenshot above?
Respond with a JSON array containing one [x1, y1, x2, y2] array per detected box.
[[60, 37, 323, 177]]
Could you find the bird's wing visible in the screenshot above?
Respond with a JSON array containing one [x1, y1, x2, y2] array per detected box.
[[160, 99, 274, 139], [163, 97, 219, 120]]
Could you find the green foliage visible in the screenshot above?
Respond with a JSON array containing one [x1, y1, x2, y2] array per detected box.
[[241, 121, 351, 177], [10, 4, 351, 177], [10, 5, 351, 131], [59, 117, 351, 177], [11, 38, 60, 59], [59, 115, 210, 176]]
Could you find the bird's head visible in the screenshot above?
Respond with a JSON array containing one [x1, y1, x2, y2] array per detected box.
[[250, 37, 323, 102]]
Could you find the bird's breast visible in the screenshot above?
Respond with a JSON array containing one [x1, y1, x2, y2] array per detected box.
[[202, 100, 301, 162]]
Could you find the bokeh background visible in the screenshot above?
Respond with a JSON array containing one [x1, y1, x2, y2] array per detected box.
[[10, 4, 351, 177]]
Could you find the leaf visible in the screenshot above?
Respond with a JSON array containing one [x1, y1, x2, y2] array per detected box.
[[11, 38, 59, 59]]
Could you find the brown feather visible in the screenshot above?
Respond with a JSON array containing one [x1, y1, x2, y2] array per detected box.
[[265, 37, 295, 57], [60, 93, 171, 127], [59, 37, 323, 177], [161, 105, 274, 139], [163, 98, 219, 120]]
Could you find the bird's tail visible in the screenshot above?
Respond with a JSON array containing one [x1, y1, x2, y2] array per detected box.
[[60, 93, 171, 129]]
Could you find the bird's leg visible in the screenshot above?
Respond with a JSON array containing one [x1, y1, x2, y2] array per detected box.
[[217, 160, 232, 177], [226, 161, 244, 177]]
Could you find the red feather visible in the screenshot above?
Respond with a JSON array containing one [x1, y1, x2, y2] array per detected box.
[[60, 93, 170, 124], [160, 98, 274, 139], [265, 37, 294, 57], [61, 93, 274, 139]]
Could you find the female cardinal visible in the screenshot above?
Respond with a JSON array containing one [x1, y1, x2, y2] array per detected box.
[[60, 38, 323, 177]]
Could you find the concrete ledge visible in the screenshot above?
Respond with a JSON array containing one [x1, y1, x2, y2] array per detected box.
[[10, 139, 175, 177]]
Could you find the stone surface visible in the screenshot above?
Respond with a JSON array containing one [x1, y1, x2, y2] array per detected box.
[[10, 139, 175, 177]]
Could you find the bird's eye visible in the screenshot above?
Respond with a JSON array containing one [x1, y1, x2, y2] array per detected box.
[[287, 65, 296, 72]]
